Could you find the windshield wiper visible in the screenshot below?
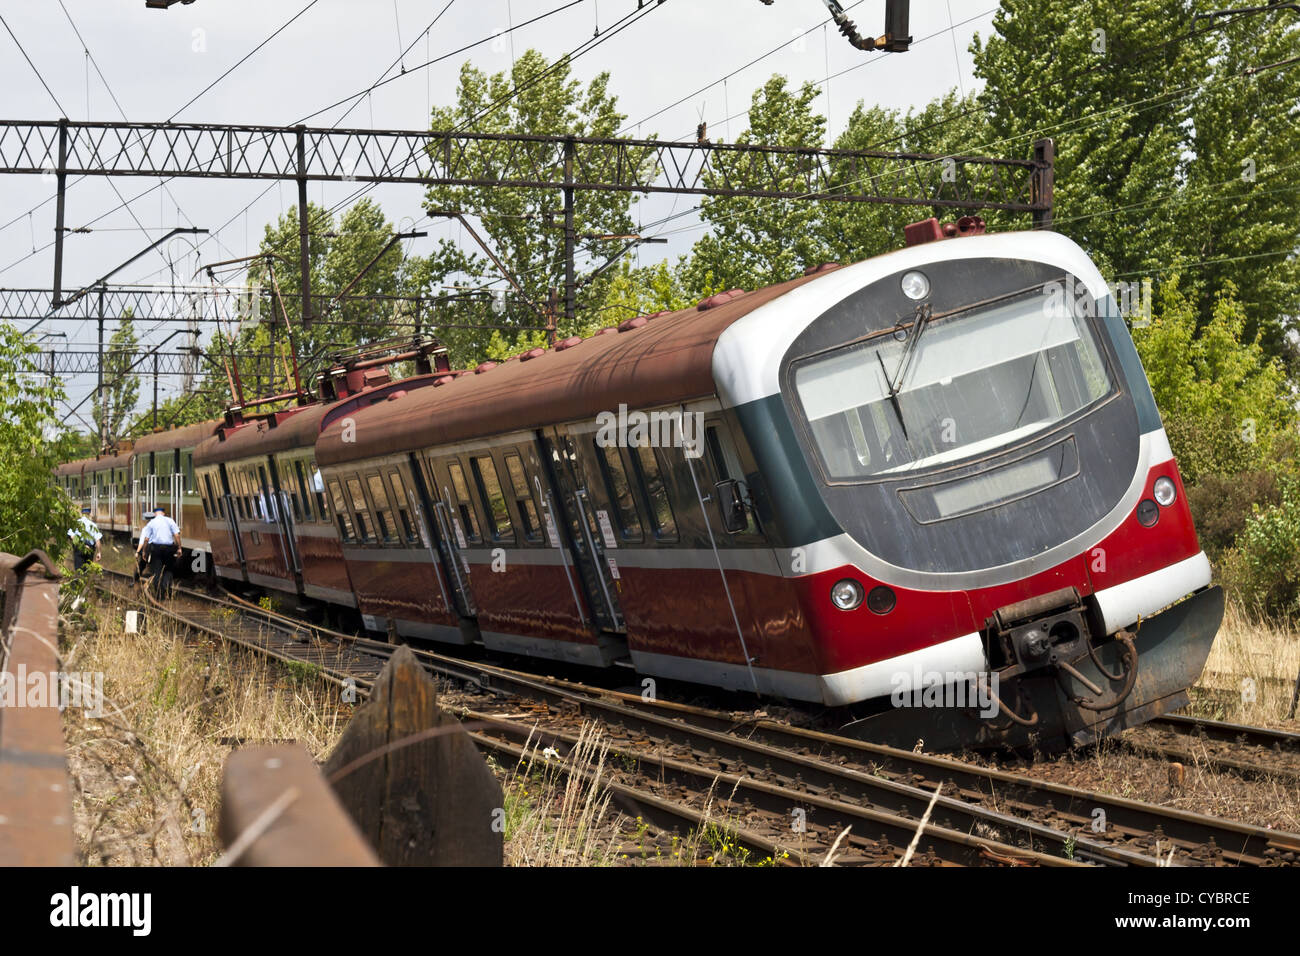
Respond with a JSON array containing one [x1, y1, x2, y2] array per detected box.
[[876, 349, 909, 440], [891, 304, 932, 396]]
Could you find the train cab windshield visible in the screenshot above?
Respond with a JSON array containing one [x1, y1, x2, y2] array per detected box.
[[793, 286, 1113, 481]]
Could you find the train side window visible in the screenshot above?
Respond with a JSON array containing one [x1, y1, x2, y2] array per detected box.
[[281, 462, 302, 522], [328, 479, 356, 542], [293, 460, 314, 522], [470, 455, 514, 543], [387, 470, 419, 545], [310, 459, 328, 521], [346, 476, 375, 543], [257, 465, 274, 520], [593, 441, 644, 542], [704, 423, 759, 535], [446, 461, 482, 544], [630, 443, 678, 540], [502, 453, 541, 543], [366, 473, 397, 544], [252, 468, 265, 520], [182, 451, 195, 493]]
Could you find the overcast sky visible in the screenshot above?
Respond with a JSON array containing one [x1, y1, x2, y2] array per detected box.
[[0, 0, 1005, 422]]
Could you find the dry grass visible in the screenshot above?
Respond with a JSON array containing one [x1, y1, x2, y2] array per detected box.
[[61, 595, 350, 866], [1190, 601, 1300, 726], [491, 725, 792, 866], [64, 590, 777, 867]]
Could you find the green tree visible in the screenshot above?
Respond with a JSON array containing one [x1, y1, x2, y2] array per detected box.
[[971, 1, 1300, 366], [971, 0, 1206, 283], [92, 311, 139, 448], [1180, 9, 1300, 361], [415, 50, 648, 365], [0, 323, 80, 558], [219, 197, 410, 395], [683, 76, 835, 296], [822, 90, 1002, 264], [1132, 276, 1295, 487]]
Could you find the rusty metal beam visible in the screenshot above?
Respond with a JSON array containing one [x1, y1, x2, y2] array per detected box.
[[0, 121, 1052, 213], [0, 551, 75, 867]]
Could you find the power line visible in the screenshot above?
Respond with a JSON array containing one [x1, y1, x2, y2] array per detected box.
[[0, 13, 69, 114], [168, 0, 323, 122], [616, 0, 870, 136]]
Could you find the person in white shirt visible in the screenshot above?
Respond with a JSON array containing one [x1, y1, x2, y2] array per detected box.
[[138, 506, 182, 594], [68, 507, 102, 572]]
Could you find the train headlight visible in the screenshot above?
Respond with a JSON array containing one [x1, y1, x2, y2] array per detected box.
[[831, 579, 865, 611], [1136, 498, 1160, 527], [900, 270, 930, 300], [1153, 476, 1177, 507], [866, 585, 897, 615]]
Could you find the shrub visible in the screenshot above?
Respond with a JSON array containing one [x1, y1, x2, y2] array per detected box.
[[1228, 480, 1300, 621], [1187, 469, 1280, 559]]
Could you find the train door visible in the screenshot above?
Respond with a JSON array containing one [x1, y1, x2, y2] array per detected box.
[[90, 473, 99, 517], [416, 453, 478, 617], [258, 462, 301, 588], [218, 463, 246, 567], [540, 427, 626, 634]]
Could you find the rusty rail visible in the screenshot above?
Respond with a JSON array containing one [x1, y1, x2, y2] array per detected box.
[[0, 551, 75, 866]]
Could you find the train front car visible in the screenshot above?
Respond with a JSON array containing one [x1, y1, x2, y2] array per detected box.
[[715, 230, 1223, 751]]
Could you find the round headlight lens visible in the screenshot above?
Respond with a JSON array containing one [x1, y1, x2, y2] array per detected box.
[[1153, 476, 1177, 507], [900, 270, 930, 300], [866, 585, 896, 615], [830, 579, 864, 611], [1136, 498, 1160, 527]]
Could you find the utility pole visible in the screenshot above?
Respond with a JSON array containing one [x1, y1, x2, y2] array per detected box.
[[152, 352, 159, 431], [562, 137, 577, 325], [96, 284, 105, 450], [296, 126, 312, 329]]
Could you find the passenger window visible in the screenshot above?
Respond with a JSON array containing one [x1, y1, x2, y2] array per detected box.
[[257, 465, 273, 520], [593, 442, 644, 542], [310, 459, 327, 520], [446, 461, 482, 543], [503, 454, 541, 542], [388, 471, 419, 545], [366, 474, 396, 544], [705, 423, 759, 535], [282, 463, 302, 522], [631, 444, 677, 539], [471, 455, 513, 542], [294, 460, 314, 522], [346, 477, 374, 543], [328, 479, 356, 542]]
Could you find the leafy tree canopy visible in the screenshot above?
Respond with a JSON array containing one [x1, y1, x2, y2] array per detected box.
[[0, 322, 80, 558]]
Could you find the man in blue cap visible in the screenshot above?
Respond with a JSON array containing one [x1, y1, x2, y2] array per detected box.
[[67, 506, 102, 573], [138, 505, 182, 597]]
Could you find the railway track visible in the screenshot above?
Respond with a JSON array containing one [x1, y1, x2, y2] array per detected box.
[[93, 568, 1300, 867], [97, 570, 1075, 866], [1126, 714, 1300, 785]]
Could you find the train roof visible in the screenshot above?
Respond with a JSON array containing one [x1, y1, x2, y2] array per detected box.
[[193, 403, 329, 467], [133, 419, 222, 454], [316, 271, 822, 466], [84, 451, 132, 471], [193, 374, 445, 467], [54, 458, 89, 477]]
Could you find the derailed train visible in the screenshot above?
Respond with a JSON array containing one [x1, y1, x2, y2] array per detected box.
[[57, 224, 1224, 751]]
